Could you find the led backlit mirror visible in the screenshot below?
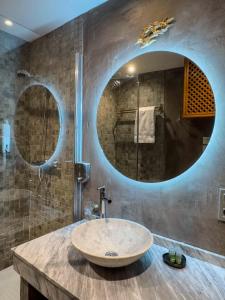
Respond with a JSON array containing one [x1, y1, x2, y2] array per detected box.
[[14, 85, 60, 166], [97, 52, 215, 182]]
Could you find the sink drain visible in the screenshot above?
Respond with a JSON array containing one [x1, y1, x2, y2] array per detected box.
[[105, 251, 119, 257]]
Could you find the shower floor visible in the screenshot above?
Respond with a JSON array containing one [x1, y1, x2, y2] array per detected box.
[[0, 266, 20, 300]]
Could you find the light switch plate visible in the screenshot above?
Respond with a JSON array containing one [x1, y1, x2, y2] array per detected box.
[[218, 188, 225, 222]]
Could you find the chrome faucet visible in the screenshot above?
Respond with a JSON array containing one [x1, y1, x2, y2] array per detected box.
[[97, 186, 112, 218]]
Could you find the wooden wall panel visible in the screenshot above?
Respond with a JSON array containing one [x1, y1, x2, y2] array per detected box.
[[183, 59, 215, 118]]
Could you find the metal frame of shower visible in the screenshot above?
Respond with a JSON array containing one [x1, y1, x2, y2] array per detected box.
[[74, 52, 83, 221], [136, 78, 140, 180]]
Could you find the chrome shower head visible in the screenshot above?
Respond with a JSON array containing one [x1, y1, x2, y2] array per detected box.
[[17, 70, 32, 78], [111, 80, 121, 89]]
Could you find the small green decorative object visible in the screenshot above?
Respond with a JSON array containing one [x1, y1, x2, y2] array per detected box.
[[163, 252, 186, 269], [168, 249, 176, 263]]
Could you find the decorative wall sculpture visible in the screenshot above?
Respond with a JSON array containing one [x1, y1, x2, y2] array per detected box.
[[136, 18, 175, 48]]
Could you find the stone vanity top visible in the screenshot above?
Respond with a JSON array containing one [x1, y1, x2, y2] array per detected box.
[[12, 222, 225, 300]]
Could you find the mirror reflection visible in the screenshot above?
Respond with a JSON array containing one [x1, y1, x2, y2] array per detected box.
[[14, 85, 60, 166], [97, 52, 215, 182]]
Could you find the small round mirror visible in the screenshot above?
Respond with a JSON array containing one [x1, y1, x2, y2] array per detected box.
[[97, 51, 215, 182], [14, 85, 60, 166]]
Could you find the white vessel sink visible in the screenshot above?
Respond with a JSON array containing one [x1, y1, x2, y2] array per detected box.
[[71, 218, 153, 268]]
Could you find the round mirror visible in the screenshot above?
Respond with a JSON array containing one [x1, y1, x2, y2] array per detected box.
[[14, 85, 60, 166], [97, 52, 215, 182]]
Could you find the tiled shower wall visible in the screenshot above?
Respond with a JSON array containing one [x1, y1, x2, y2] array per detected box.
[[14, 86, 60, 165], [97, 84, 117, 166], [0, 17, 83, 270]]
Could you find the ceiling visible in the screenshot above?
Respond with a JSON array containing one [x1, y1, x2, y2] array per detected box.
[[0, 0, 107, 41], [115, 52, 185, 79]]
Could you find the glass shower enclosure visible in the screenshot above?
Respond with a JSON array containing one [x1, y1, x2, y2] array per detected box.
[[0, 17, 83, 270]]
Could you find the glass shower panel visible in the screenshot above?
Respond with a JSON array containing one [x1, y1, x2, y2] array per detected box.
[[101, 74, 165, 183], [0, 17, 83, 271], [137, 73, 165, 182], [0, 29, 29, 270], [113, 77, 139, 181], [15, 20, 80, 241]]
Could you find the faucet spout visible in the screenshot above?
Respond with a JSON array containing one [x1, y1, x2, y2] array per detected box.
[[97, 186, 112, 218]]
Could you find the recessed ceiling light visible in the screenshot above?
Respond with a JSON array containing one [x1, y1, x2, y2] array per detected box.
[[4, 19, 13, 27], [127, 65, 136, 75]]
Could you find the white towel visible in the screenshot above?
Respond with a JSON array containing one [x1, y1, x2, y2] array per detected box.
[[134, 106, 156, 143]]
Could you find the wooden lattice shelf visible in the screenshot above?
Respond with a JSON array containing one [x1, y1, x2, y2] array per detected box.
[[183, 58, 215, 118]]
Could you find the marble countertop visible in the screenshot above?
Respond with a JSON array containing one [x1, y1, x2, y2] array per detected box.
[[12, 222, 225, 300]]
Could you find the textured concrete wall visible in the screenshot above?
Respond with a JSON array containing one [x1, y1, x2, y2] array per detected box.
[[83, 0, 225, 255]]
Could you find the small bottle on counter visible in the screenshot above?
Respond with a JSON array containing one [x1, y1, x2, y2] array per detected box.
[[168, 248, 176, 263]]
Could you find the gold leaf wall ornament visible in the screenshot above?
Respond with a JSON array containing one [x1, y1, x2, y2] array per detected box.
[[136, 17, 175, 48]]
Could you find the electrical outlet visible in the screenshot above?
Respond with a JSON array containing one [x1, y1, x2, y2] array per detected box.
[[218, 188, 225, 222]]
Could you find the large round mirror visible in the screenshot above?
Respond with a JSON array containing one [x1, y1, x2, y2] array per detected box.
[[97, 52, 215, 182], [14, 85, 60, 166]]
